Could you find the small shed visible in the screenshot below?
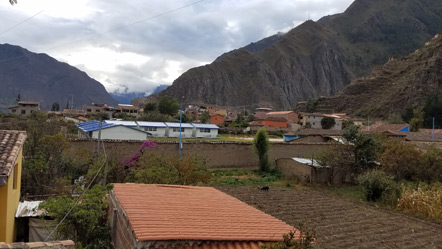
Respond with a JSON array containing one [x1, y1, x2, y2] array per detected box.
[[136, 121, 168, 137], [276, 157, 330, 183], [192, 123, 219, 138], [165, 122, 194, 138]]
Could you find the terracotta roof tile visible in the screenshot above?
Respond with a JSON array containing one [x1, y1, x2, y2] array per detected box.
[[0, 130, 27, 177], [150, 242, 264, 249], [112, 184, 298, 242]]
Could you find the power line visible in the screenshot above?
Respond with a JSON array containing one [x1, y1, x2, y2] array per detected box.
[[0, 0, 207, 63], [44, 141, 108, 242], [0, 9, 45, 36]]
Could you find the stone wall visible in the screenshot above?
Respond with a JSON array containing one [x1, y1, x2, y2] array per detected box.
[[69, 139, 338, 168], [0, 240, 74, 249]]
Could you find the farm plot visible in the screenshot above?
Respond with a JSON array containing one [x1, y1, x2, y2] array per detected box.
[[217, 186, 442, 249]]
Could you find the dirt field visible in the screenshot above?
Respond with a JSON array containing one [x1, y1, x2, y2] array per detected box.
[[217, 186, 442, 249]]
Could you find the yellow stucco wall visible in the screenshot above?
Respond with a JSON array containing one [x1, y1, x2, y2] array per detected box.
[[0, 148, 23, 243]]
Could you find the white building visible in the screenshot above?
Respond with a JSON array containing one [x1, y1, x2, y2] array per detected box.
[[136, 121, 168, 137], [77, 121, 151, 140], [165, 122, 194, 138], [192, 123, 219, 138]]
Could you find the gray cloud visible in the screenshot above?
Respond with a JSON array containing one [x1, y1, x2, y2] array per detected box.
[[0, 0, 354, 94]]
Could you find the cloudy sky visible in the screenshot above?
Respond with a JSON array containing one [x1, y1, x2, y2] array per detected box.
[[0, 0, 354, 96]]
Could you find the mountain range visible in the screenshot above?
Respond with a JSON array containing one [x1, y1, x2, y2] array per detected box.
[[144, 0, 442, 110], [0, 44, 117, 112], [314, 33, 442, 118]]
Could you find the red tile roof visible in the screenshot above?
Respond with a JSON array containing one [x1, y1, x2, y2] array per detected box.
[[0, 130, 27, 177], [112, 184, 297, 242], [151, 241, 262, 249]]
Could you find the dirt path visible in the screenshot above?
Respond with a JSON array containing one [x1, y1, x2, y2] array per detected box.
[[217, 186, 442, 249]]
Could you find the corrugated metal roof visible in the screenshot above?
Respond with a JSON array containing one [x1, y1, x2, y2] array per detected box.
[[15, 201, 43, 217], [113, 184, 298, 242], [76, 120, 117, 132], [292, 157, 325, 168], [136, 121, 168, 127], [192, 123, 219, 129], [165, 122, 194, 128], [105, 120, 138, 126]]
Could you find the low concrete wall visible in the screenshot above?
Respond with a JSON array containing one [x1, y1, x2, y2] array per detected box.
[[70, 139, 339, 168], [0, 240, 74, 249]]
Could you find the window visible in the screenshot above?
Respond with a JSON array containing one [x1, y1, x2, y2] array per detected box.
[[21, 110, 26, 114], [173, 128, 185, 132], [11, 109, 16, 113], [145, 127, 157, 131], [87, 109, 92, 112], [200, 128, 210, 133]]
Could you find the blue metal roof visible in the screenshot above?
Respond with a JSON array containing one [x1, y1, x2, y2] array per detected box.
[[192, 123, 219, 129], [76, 120, 118, 132], [165, 122, 194, 128]]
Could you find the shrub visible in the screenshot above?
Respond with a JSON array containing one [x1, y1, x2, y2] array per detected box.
[[262, 222, 316, 249], [379, 140, 423, 181], [40, 185, 112, 249], [130, 153, 211, 185], [397, 184, 442, 222], [357, 170, 400, 203]]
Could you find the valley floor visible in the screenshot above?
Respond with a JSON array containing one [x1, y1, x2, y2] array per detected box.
[[217, 185, 442, 249]]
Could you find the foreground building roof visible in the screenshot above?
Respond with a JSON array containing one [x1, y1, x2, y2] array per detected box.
[[0, 130, 27, 178], [110, 184, 298, 249]]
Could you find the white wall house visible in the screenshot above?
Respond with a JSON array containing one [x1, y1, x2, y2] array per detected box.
[[76, 121, 151, 140], [136, 121, 168, 137], [165, 122, 194, 138], [192, 123, 219, 138]]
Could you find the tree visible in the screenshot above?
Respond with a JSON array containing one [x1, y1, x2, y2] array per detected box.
[[158, 96, 179, 116], [51, 102, 60, 111], [342, 124, 379, 171], [16, 93, 20, 103], [316, 145, 353, 184], [253, 129, 270, 172], [199, 111, 210, 124], [144, 102, 157, 114], [410, 107, 424, 132], [320, 117, 336, 129], [40, 185, 112, 248]]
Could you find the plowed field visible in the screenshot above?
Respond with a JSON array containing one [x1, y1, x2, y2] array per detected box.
[[217, 186, 442, 249]]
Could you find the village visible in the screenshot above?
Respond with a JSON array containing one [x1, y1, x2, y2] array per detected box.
[[1, 0, 442, 248], [1, 97, 441, 249]]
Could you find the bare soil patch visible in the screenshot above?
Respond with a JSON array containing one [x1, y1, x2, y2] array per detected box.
[[217, 185, 442, 249]]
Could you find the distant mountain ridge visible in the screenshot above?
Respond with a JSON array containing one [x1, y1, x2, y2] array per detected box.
[[0, 44, 117, 111], [146, 0, 442, 110], [315, 33, 442, 117]]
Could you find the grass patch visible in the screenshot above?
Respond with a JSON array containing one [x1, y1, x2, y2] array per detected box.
[[210, 168, 283, 186]]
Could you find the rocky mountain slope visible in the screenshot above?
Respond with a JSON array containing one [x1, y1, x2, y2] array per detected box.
[[145, 0, 442, 110], [0, 44, 118, 111], [315, 33, 442, 117]]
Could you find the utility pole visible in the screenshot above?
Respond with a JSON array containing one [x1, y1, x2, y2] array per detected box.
[[433, 117, 435, 141], [97, 118, 102, 155]]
